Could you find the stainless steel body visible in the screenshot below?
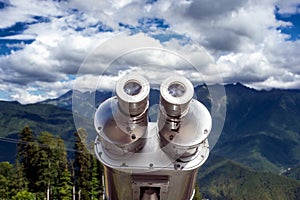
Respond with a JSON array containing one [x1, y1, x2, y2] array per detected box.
[[95, 122, 209, 200], [94, 75, 212, 200]]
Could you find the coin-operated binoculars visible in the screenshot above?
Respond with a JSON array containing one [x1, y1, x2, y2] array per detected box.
[[94, 74, 212, 200]]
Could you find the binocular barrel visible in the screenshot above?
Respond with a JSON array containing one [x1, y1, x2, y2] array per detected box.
[[158, 76, 212, 161], [94, 74, 149, 155], [94, 74, 212, 200], [116, 74, 150, 116]]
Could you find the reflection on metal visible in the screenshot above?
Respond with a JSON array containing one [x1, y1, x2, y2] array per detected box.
[[94, 75, 212, 200]]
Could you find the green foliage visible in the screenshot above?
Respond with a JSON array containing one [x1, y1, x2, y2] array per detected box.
[[16, 126, 38, 191], [31, 132, 73, 199], [8, 127, 101, 200], [0, 174, 10, 199], [17, 126, 34, 168], [11, 160, 29, 196], [90, 157, 102, 199], [0, 161, 13, 176], [0, 162, 13, 198], [12, 190, 36, 200], [57, 169, 72, 200]]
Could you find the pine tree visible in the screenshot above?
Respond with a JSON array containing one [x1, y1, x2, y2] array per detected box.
[[34, 132, 72, 199], [54, 136, 72, 200], [74, 129, 92, 200], [33, 145, 52, 199], [16, 127, 72, 199], [17, 126, 34, 165], [17, 126, 37, 190]]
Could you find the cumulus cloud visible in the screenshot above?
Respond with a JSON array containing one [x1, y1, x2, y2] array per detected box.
[[146, 0, 300, 89], [73, 33, 218, 92], [0, 0, 300, 103]]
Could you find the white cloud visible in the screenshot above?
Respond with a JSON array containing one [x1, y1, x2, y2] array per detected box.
[[217, 51, 281, 83], [0, 19, 118, 84], [1, 0, 300, 103], [149, 0, 300, 88], [0, 0, 65, 28], [73, 33, 219, 90], [276, 0, 300, 14], [248, 73, 300, 90]]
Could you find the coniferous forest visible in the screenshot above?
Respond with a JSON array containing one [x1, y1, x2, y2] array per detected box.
[[0, 126, 103, 200]]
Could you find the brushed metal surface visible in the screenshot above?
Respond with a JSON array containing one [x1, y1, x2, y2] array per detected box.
[[94, 75, 212, 200]]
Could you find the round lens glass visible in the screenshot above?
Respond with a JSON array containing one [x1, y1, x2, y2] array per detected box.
[[123, 81, 142, 96], [168, 83, 186, 97]]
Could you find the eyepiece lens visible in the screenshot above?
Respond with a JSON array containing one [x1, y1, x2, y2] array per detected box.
[[123, 81, 142, 96], [168, 83, 186, 97]]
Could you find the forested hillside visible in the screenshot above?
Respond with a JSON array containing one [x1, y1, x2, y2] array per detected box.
[[198, 155, 300, 200], [208, 84, 300, 172], [0, 101, 75, 162], [0, 127, 103, 199], [0, 101, 75, 138]]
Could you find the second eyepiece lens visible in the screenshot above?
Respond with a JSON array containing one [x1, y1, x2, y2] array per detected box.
[[167, 82, 186, 97]]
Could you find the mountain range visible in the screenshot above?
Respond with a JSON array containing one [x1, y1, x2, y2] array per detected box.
[[212, 83, 300, 172], [1, 83, 300, 199], [1, 83, 300, 171]]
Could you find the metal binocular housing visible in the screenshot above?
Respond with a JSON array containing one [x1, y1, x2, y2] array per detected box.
[[94, 74, 212, 200]]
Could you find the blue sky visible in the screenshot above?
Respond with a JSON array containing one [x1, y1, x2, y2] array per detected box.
[[0, 0, 300, 103], [276, 12, 300, 40]]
